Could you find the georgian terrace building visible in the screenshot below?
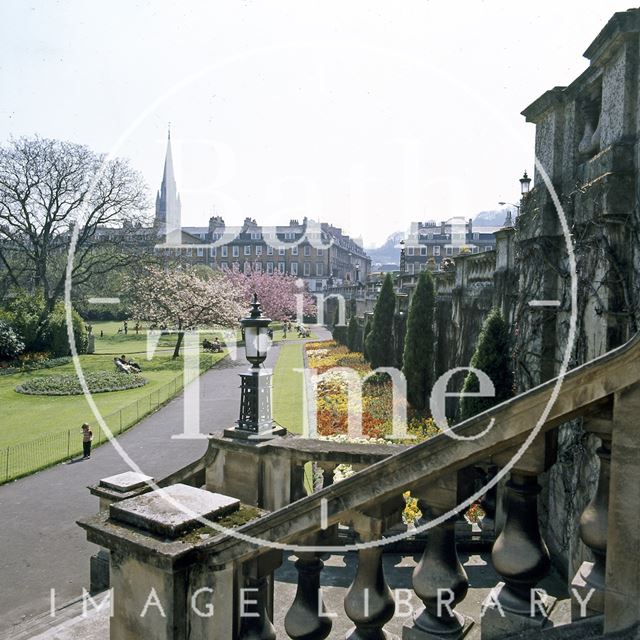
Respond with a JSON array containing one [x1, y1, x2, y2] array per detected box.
[[402, 216, 500, 274], [172, 216, 370, 293], [151, 131, 370, 292]]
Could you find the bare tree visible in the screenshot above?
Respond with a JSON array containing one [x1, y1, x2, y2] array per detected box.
[[0, 136, 151, 312]]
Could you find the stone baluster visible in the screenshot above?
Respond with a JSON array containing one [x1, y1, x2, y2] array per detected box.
[[403, 474, 472, 640], [571, 415, 612, 618], [483, 438, 554, 639], [239, 550, 282, 640], [345, 513, 395, 640], [284, 551, 332, 640]]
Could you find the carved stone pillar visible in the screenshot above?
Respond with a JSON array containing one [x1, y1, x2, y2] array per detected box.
[[403, 475, 472, 640], [482, 472, 553, 639], [571, 416, 612, 618], [345, 514, 395, 640], [284, 552, 332, 640]]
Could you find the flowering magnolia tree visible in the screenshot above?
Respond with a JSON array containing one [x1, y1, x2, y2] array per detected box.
[[224, 268, 316, 321], [128, 266, 244, 358]]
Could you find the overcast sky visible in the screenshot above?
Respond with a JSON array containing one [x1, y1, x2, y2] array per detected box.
[[0, 1, 631, 246]]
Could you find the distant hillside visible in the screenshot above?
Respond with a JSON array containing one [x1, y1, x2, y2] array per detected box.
[[473, 208, 512, 227], [366, 231, 403, 267], [366, 209, 512, 265]]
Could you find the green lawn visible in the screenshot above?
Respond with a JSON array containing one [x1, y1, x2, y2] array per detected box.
[[0, 321, 231, 482], [272, 342, 306, 434]]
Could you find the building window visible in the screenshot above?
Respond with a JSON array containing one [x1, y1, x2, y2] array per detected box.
[[244, 245, 251, 256], [266, 262, 274, 273], [267, 246, 274, 256], [408, 263, 415, 275], [316, 263, 323, 276], [197, 247, 204, 257], [473, 232, 479, 240], [484, 246, 493, 252], [420, 246, 427, 256], [316, 280, 323, 290], [472, 246, 479, 254], [209, 247, 216, 257], [291, 262, 298, 275], [187, 247, 193, 256], [251, 232, 262, 240], [434, 246, 441, 256], [232, 246, 240, 257], [292, 246, 298, 256], [221, 261, 228, 270], [303, 262, 311, 276], [244, 261, 251, 273], [255, 262, 262, 272], [256, 245, 263, 256], [317, 248, 324, 257], [407, 247, 414, 256], [278, 262, 285, 273], [221, 246, 228, 258], [303, 245, 311, 256], [278, 247, 285, 256], [446, 247, 453, 256]]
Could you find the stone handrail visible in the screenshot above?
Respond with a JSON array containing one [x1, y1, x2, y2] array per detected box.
[[202, 330, 640, 566]]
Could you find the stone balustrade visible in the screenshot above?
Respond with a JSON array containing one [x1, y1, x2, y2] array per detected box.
[[79, 332, 640, 639]]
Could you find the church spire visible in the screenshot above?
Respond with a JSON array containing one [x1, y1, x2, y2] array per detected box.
[[155, 125, 181, 243]]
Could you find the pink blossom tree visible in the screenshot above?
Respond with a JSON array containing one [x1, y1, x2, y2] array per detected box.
[[224, 268, 316, 321], [128, 266, 244, 358]]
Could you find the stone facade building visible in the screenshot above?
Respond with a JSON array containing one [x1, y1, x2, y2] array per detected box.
[[152, 134, 371, 292], [403, 217, 499, 274]]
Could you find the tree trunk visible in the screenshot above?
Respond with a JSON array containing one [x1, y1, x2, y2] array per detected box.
[[173, 330, 184, 359]]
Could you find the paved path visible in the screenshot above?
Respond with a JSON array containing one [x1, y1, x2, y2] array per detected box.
[[0, 345, 280, 634]]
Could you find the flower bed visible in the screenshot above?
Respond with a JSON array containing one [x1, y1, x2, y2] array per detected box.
[[15, 371, 148, 396], [306, 340, 439, 441]]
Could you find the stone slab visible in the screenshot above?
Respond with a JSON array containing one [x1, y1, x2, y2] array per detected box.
[[109, 483, 239, 538], [99, 471, 154, 493]]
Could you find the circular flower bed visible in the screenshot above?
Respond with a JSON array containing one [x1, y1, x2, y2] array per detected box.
[[15, 371, 148, 396]]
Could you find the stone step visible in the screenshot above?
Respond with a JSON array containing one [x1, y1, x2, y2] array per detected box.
[[1, 593, 109, 640]]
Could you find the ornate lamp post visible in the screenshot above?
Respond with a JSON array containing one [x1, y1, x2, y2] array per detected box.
[[225, 293, 286, 440], [399, 239, 406, 273], [499, 170, 531, 227]]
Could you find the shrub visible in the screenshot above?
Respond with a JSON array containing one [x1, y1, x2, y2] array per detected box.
[[347, 316, 359, 352], [1, 291, 46, 352], [16, 371, 147, 396], [362, 317, 372, 361], [1, 292, 87, 356], [0, 320, 25, 360], [332, 325, 348, 346], [47, 302, 88, 357], [459, 308, 514, 420]]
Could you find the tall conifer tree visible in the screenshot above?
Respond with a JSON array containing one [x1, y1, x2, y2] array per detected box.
[[402, 270, 435, 411]]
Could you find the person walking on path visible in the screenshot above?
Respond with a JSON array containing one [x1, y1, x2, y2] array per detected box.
[[81, 423, 93, 459]]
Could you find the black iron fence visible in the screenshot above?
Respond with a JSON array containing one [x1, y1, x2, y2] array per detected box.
[[0, 353, 221, 484]]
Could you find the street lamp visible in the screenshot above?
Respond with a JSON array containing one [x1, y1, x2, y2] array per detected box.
[[520, 170, 531, 195], [355, 261, 361, 284], [225, 293, 285, 440], [399, 239, 406, 273]]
